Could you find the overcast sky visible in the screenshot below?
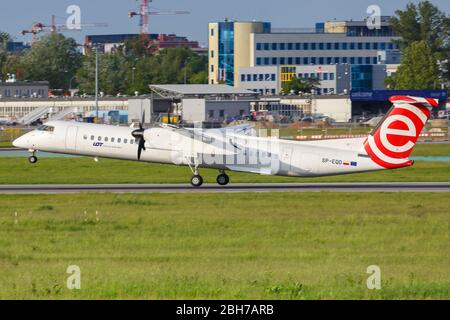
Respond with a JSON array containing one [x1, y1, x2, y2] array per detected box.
[[1, 0, 449, 47]]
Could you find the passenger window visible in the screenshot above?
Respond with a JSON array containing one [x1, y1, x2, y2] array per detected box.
[[111, 138, 115, 143], [124, 139, 128, 144], [91, 135, 95, 141], [130, 139, 134, 145], [105, 137, 109, 142], [98, 136, 102, 141], [117, 138, 121, 143], [83, 134, 88, 140]]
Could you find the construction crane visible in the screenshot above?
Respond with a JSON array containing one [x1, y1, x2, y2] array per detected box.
[[21, 15, 108, 46], [128, 0, 190, 36]]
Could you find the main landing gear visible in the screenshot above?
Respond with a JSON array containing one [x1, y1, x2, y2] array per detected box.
[[28, 151, 38, 164], [186, 158, 230, 187]]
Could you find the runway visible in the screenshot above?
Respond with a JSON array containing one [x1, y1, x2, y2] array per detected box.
[[0, 182, 449, 194]]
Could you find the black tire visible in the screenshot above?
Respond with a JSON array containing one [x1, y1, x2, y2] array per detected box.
[[28, 156, 38, 164], [216, 173, 230, 186], [190, 175, 203, 187]]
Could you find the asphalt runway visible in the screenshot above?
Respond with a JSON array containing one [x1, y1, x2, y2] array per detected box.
[[0, 182, 449, 194]]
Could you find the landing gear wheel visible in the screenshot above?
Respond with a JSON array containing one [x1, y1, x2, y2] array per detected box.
[[28, 155, 38, 164], [190, 175, 203, 187], [217, 173, 230, 186]]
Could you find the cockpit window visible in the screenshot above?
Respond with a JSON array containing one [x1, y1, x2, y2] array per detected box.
[[37, 125, 55, 132]]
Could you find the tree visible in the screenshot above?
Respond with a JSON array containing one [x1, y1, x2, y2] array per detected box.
[[282, 77, 320, 95], [19, 33, 82, 89], [385, 41, 440, 90], [0, 31, 10, 48], [390, 1, 449, 53]]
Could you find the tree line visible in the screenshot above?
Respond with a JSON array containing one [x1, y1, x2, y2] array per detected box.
[[0, 33, 208, 96]]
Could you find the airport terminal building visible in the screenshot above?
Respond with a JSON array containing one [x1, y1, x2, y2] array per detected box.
[[208, 17, 401, 95]]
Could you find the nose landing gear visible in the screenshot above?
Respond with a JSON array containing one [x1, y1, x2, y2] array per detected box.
[[28, 155, 38, 164], [28, 150, 38, 164]]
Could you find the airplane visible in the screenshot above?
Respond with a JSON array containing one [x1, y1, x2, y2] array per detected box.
[[12, 96, 439, 187]]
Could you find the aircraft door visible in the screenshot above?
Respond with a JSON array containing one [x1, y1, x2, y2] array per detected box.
[[65, 126, 78, 151], [280, 147, 293, 172]]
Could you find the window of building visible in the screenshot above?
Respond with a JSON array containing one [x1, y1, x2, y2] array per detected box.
[[373, 43, 378, 50], [358, 43, 363, 50], [310, 73, 316, 78], [264, 57, 270, 65], [365, 42, 371, 50], [219, 110, 225, 118], [372, 57, 378, 64], [323, 88, 328, 94], [318, 57, 324, 64], [311, 43, 316, 50], [271, 74, 276, 81], [287, 43, 293, 50], [271, 89, 276, 95], [334, 43, 340, 50], [272, 57, 278, 65], [247, 74, 251, 81], [253, 74, 258, 81], [342, 57, 348, 64], [334, 57, 340, 64], [327, 57, 332, 64], [272, 43, 277, 50], [241, 74, 246, 82], [295, 43, 301, 50], [365, 57, 371, 64], [303, 43, 309, 50], [358, 57, 363, 64], [303, 57, 309, 64], [342, 43, 348, 50], [280, 57, 285, 64], [297, 73, 303, 78], [210, 50, 214, 58], [256, 43, 262, 50], [280, 43, 285, 50], [256, 58, 262, 65], [304, 73, 309, 78], [350, 43, 356, 50], [210, 28, 214, 36], [388, 43, 394, 50], [380, 43, 386, 50], [210, 65, 214, 72], [330, 73, 335, 80], [295, 57, 301, 64], [318, 43, 324, 50], [350, 57, 355, 64], [83, 134, 87, 140], [323, 73, 329, 80], [288, 57, 293, 64], [311, 57, 316, 64], [326, 43, 332, 50], [264, 43, 270, 50], [259, 74, 264, 81]]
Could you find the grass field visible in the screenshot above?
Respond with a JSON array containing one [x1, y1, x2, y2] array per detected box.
[[0, 144, 448, 185], [0, 192, 449, 299]]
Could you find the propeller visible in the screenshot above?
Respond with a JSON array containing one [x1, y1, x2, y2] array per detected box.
[[131, 111, 146, 161]]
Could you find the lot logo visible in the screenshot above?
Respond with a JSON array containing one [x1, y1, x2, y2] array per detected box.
[[364, 97, 435, 168], [366, 265, 381, 290]]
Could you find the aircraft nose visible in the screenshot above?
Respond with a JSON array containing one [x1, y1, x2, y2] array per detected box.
[[13, 135, 29, 149]]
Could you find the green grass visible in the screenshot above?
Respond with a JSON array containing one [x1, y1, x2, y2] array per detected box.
[[0, 143, 449, 184], [0, 192, 449, 299]]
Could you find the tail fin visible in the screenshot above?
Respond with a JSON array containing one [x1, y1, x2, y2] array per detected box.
[[364, 96, 439, 169]]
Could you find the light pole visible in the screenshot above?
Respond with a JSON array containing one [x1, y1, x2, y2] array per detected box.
[[95, 46, 99, 121]]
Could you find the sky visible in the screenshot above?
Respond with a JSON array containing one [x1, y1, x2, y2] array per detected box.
[[1, 0, 449, 47]]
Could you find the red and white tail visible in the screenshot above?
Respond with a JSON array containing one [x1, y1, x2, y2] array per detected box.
[[364, 96, 439, 169]]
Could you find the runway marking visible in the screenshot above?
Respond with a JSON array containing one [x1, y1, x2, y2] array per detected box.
[[0, 183, 449, 194]]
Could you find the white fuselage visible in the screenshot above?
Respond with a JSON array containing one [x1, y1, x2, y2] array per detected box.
[[13, 121, 384, 178]]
